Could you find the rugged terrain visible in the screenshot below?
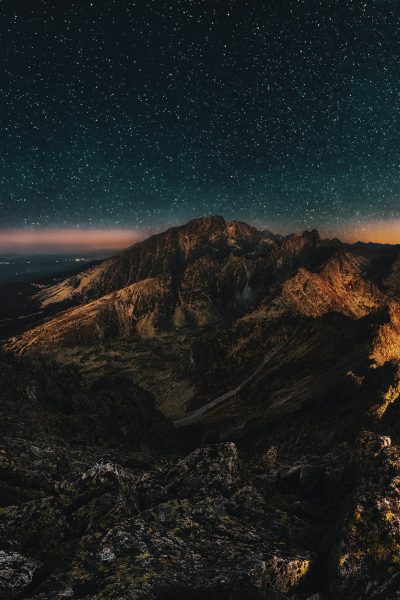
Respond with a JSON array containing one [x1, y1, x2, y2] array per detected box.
[[1, 216, 400, 598]]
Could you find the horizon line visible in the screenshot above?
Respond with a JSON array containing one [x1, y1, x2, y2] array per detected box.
[[0, 219, 399, 252]]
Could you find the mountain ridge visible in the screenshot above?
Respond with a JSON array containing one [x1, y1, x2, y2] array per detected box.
[[3, 216, 400, 434], [3, 218, 398, 333]]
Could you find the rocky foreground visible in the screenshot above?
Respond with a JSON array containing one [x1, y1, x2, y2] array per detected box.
[[0, 350, 400, 600]]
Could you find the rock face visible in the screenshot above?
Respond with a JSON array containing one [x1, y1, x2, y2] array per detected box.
[[5, 217, 400, 430], [280, 251, 381, 318], [4, 217, 341, 350], [332, 432, 400, 597], [1, 217, 400, 598], [384, 249, 400, 298], [0, 550, 43, 600]]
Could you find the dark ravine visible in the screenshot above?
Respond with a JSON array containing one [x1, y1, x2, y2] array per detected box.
[[1, 217, 400, 599]]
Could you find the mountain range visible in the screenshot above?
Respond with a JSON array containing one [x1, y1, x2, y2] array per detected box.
[[1, 216, 400, 599]]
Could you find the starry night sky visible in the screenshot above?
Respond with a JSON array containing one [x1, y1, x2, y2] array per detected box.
[[1, 0, 400, 243]]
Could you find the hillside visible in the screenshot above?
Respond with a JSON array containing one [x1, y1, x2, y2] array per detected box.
[[4, 217, 400, 431]]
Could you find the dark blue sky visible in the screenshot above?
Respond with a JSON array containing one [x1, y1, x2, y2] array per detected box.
[[1, 0, 400, 236]]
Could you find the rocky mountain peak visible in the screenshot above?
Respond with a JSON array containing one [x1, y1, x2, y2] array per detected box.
[[4, 217, 400, 357], [182, 214, 226, 231], [301, 228, 320, 242]]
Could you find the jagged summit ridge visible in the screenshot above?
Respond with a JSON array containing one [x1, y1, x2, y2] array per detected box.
[[5, 217, 344, 350], [33, 217, 331, 310], [4, 216, 400, 359]]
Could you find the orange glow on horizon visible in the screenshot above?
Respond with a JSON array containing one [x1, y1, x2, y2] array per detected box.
[[0, 228, 147, 253], [0, 220, 399, 253], [338, 219, 400, 245]]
